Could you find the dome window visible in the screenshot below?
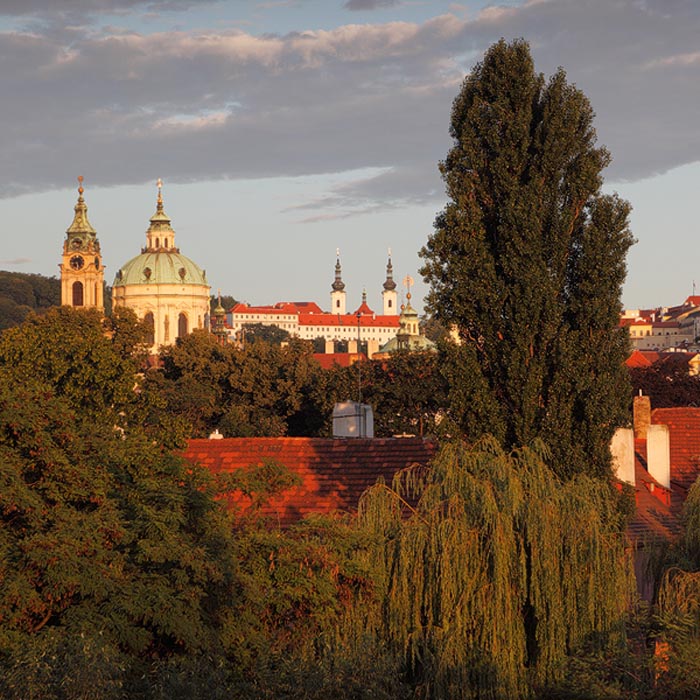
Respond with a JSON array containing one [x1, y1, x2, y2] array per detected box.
[[144, 267, 152, 280], [179, 267, 187, 280]]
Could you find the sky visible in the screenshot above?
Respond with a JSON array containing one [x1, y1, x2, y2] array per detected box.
[[1, 0, 699, 314]]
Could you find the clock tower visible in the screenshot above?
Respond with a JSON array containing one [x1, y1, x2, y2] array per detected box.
[[60, 177, 104, 311]]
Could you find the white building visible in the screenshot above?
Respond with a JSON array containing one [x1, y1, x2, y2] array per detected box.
[[227, 253, 403, 355], [112, 181, 210, 352]]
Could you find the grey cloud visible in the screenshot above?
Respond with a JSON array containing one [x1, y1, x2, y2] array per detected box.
[[344, 0, 400, 10], [1, 1, 699, 214], [0, 0, 210, 15]]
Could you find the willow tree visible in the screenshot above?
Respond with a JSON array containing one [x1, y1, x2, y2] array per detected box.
[[420, 39, 634, 479], [358, 439, 633, 699]]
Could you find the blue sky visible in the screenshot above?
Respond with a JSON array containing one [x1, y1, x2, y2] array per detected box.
[[1, 0, 699, 313]]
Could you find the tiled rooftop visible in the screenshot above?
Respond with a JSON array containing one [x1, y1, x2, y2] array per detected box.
[[183, 436, 437, 528]]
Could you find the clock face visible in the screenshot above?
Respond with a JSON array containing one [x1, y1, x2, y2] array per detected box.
[[70, 255, 84, 270]]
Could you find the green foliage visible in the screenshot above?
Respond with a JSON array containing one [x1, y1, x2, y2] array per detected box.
[[420, 39, 634, 479], [326, 351, 449, 437], [148, 330, 327, 437], [210, 293, 237, 315], [0, 308, 236, 672], [240, 322, 291, 345], [358, 438, 633, 699], [630, 365, 700, 408], [226, 514, 409, 699]]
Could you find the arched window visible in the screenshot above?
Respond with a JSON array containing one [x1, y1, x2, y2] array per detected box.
[[155, 237, 160, 248], [72, 281, 84, 306], [388, 299, 393, 308], [178, 312, 188, 338], [143, 312, 155, 346]]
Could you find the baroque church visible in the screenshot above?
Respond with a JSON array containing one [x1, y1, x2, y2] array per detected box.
[[60, 178, 210, 353]]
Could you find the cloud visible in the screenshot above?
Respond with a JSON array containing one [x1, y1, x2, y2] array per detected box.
[[343, 0, 400, 10], [0, 0, 699, 214], [0, 258, 32, 265]]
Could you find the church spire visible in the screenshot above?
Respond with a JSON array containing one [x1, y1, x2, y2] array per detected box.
[[382, 247, 398, 316], [60, 176, 104, 311], [144, 178, 177, 252], [330, 248, 347, 314], [66, 176, 97, 239], [332, 248, 346, 292], [383, 248, 397, 291]]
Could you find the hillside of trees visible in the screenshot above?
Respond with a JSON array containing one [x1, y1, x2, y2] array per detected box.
[[0, 271, 61, 330]]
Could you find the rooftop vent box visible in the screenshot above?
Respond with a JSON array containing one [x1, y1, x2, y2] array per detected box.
[[333, 401, 374, 438]]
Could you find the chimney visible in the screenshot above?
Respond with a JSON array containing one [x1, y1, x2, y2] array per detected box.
[[647, 424, 671, 489], [633, 393, 651, 439], [333, 401, 374, 438], [610, 428, 635, 485]]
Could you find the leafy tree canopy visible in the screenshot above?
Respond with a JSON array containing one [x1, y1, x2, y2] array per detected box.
[[420, 39, 634, 479], [146, 330, 326, 437], [0, 307, 236, 670], [240, 322, 291, 345]]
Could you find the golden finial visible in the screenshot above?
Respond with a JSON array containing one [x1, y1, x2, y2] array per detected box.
[[156, 178, 163, 208], [403, 275, 414, 302], [77, 175, 84, 197]]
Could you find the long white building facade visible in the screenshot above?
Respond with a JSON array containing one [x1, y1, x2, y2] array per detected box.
[[227, 254, 403, 351]]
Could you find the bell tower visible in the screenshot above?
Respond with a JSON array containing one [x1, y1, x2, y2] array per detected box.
[[330, 249, 347, 315], [60, 176, 104, 311], [382, 248, 398, 315]]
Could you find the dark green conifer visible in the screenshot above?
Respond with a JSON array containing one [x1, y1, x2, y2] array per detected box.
[[420, 39, 634, 478]]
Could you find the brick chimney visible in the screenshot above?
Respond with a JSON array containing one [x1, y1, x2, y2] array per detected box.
[[633, 393, 651, 439]]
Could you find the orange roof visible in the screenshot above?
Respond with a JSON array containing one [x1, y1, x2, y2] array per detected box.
[[652, 407, 700, 492], [298, 312, 400, 329], [685, 296, 700, 307], [626, 350, 659, 368], [182, 437, 437, 528], [627, 439, 681, 544], [354, 301, 374, 316], [230, 301, 324, 315], [313, 352, 364, 369]]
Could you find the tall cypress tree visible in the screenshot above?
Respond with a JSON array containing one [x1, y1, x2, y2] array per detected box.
[[420, 39, 633, 479]]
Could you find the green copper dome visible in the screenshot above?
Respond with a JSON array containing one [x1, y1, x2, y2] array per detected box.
[[113, 179, 208, 288], [113, 250, 207, 287]]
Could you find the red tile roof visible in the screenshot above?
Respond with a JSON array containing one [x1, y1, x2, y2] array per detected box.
[[183, 437, 437, 527], [652, 407, 700, 492], [230, 301, 324, 315], [298, 312, 400, 329], [627, 440, 681, 544], [312, 352, 364, 369], [626, 350, 659, 368], [354, 301, 374, 316]]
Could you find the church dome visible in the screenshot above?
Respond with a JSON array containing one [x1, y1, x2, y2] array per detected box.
[[113, 250, 207, 287], [112, 179, 207, 288], [111, 179, 211, 353]]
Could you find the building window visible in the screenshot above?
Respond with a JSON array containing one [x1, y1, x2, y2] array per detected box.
[[178, 312, 188, 338], [72, 281, 84, 307]]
